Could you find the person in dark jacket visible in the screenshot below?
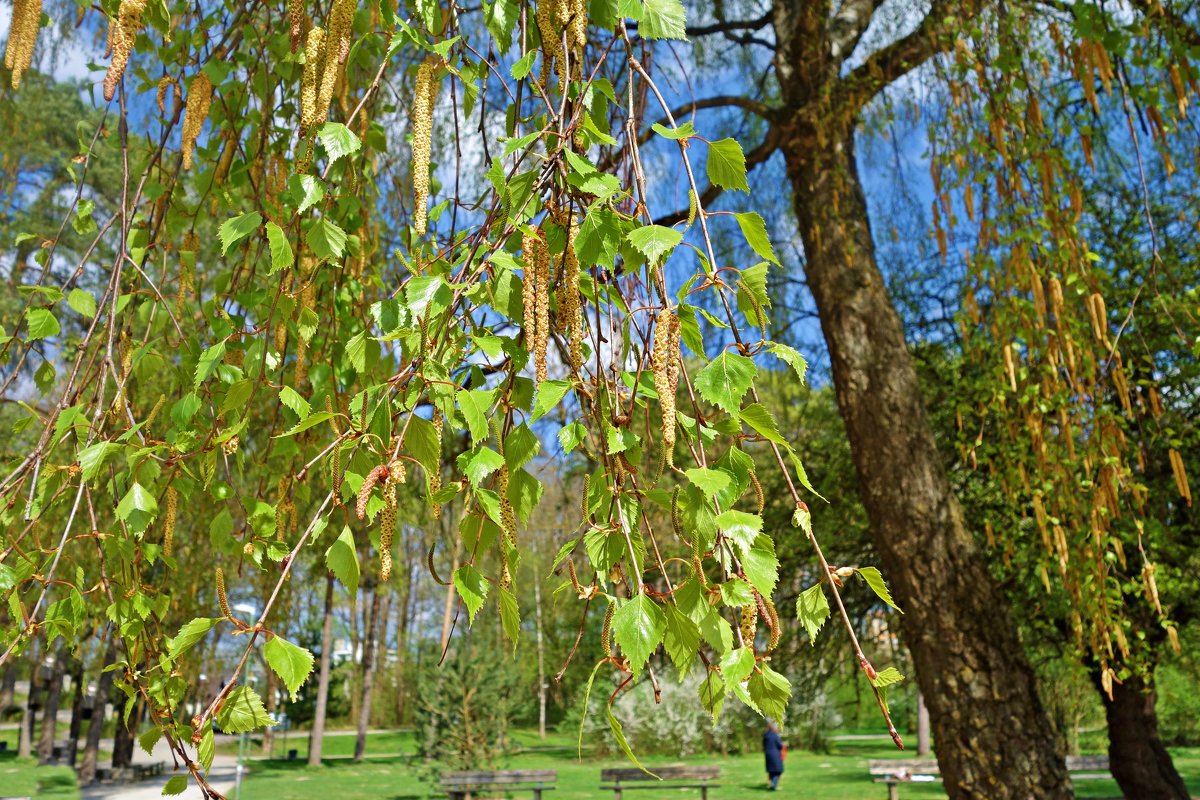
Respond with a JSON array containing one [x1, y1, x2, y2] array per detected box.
[[763, 721, 784, 790]]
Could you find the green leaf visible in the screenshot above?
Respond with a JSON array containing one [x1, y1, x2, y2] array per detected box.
[[706, 139, 749, 193], [740, 535, 779, 598], [219, 212, 262, 255], [574, 203, 622, 269], [215, 686, 274, 733], [872, 666, 905, 689], [796, 584, 830, 644], [162, 775, 189, 795], [733, 212, 779, 265], [25, 308, 59, 340], [326, 526, 360, 597], [626, 225, 683, 265], [699, 671, 726, 722], [767, 342, 807, 383], [740, 403, 787, 445], [278, 386, 310, 419], [265, 222, 294, 274], [67, 288, 97, 318], [531, 380, 571, 421], [457, 388, 496, 444], [454, 564, 489, 624], [317, 122, 362, 162], [463, 446, 505, 487], [308, 217, 347, 262], [294, 175, 325, 214], [651, 121, 697, 140], [613, 594, 666, 674], [694, 351, 756, 415], [138, 726, 162, 755], [510, 50, 537, 79], [197, 725, 215, 774], [194, 342, 226, 388], [275, 411, 335, 438], [117, 482, 159, 533], [720, 646, 755, 686], [662, 606, 700, 680], [747, 663, 791, 723], [685, 467, 731, 500], [715, 509, 762, 551], [78, 441, 121, 482], [640, 0, 687, 40], [720, 578, 754, 608], [857, 566, 902, 612], [498, 585, 521, 646], [608, 704, 654, 773], [264, 636, 315, 702], [168, 617, 217, 660]]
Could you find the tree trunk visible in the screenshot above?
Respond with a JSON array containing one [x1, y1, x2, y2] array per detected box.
[[111, 693, 137, 768], [1098, 670, 1188, 799], [0, 660, 15, 716], [533, 567, 547, 739], [261, 661, 278, 757], [916, 691, 931, 757], [18, 637, 41, 759], [309, 572, 336, 766], [80, 636, 116, 785], [780, 123, 1071, 799], [37, 645, 67, 763], [440, 536, 463, 653], [353, 584, 386, 762], [394, 558, 413, 725], [66, 655, 85, 766]]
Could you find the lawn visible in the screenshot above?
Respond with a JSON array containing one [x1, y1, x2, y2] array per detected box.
[[233, 736, 1200, 800], [0, 753, 81, 799]]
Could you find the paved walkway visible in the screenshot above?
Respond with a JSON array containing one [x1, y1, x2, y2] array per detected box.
[[80, 736, 240, 800]]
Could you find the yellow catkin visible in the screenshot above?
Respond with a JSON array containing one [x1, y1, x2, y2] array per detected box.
[[522, 229, 551, 382], [357, 463, 387, 520], [557, 223, 584, 370], [498, 466, 517, 587], [651, 309, 680, 462], [379, 465, 399, 581], [568, 0, 587, 53], [103, 0, 147, 102], [162, 486, 178, 557], [181, 72, 213, 170], [535, 0, 562, 85], [216, 568, 232, 619], [749, 470, 764, 514], [411, 57, 440, 235], [275, 476, 292, 540], [429, 408, 443, 519], [1169, 448, 1192, 506], [312, 0, 354, 133], [155, 75, 174, 116], [601, 602, 615, 658], [331, 444, 344, 503], [739, 603, 758, 648], [221, 436, 239, 456], [765, 598, 781, 651], [300, 27, 327, 134], [289, 0, 306, 52], [5, 0, 42, 90]]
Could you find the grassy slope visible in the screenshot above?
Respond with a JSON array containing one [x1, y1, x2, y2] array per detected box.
[[0, 754, 81, 799]]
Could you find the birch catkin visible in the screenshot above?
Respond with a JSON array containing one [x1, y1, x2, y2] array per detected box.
[[181, 72, 213, 170], [522, 228, 551, 383], [103, 0, 147, 102], [162, 486, 178, 557], [300, 27, 327, 134], [379, 465, 399, 581], [4, 0, 42, 90], [316, 0, 354, 123], [651, 308, 680, 461], [289, 0, 306, 52], [411, 56, 440, 235], [429, 408, 443, 519], [558, 224, 584, 370]]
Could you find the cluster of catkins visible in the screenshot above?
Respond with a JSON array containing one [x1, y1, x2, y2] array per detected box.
[[299, 0, 356, 135], [4, 0, 41, 89], [522, 229, 552, 383], [103, 0, 148, 101], [535, 0, 588, 88], [181, 72, 213, 170]]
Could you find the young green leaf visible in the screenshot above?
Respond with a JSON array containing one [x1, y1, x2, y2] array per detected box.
[[317, 122, 362, 162], [307, 217, 347, 262], [454, 564, 489, 624], [264, 636, 315, 702], [626, 225, 683, 265], [613, 594, 666, 674], [326, 526, 360, 597], [662, 605, 701, 680], [706, 139, 749, 192], [640, 0, 687, 40], [168, 617, 217, 660], [162, 775, 189, 796], [215, 686, 274, 733], [857, 566, 902, 612], [747, 663, 791, 723], [796, 584, 830, 644], [265, 222, 293, 275], [734, 212, 779, 265], [694, 351, 756, 414], [218, 211, 262, 255]]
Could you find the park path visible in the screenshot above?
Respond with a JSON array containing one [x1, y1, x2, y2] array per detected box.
[[80, 735, 240, 800]]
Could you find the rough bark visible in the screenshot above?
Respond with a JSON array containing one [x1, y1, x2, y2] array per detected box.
[[1098, 670, 1188, 799], [917, 691, 931, 757], [80, 636, 116, 785], [308, 572, 336, 766], [780, 119, 1071, 798], [37, 645, 67, 763]]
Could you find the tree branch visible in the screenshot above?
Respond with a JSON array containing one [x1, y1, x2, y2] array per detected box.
[[639, 95, 776, 143]]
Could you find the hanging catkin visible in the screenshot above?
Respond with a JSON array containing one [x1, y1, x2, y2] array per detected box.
[[357, 463, 387, 520], [411, 56, 440, 235], [300, 27, 326, 133], [535, 0, 561, 85], [557, 223, 584, 370], [651, 308, 680, 462], [289, 0, 306, 52], [216, 568, 233, 619], [181, 72, 213, 170], [162, 486, 178, 557], [429, 408, 443, 519], [5, 0, 42, 90], [103, 0, 147, 102], [313, 0, 354, 132], [379, 464, 399, 581]]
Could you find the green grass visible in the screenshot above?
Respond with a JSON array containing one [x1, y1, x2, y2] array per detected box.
[[233, 736, 1200, 800], [0, 753, 81, 799]]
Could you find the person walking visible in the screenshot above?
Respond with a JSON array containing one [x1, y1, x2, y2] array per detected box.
[[763, 721, 784, 791]]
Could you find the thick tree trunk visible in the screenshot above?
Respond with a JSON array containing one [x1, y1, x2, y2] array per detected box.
[[781, 125, 1071, 799], [18, 637, 41, 759], [66, 655, 84, 766], [37, 645, 67, 763], [308, 572, 336, 766], [111, 694, 137, 768], [1099, 670, 1188, 799], [353, 584, 386, 762], [80, 636, 116, 785], [916, 691, 931, 757], [0, 660, 15, 716]]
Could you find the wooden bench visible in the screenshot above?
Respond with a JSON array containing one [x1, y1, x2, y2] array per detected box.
[[869, 755, 1111, 799], [600, 766, 720, 800], [438, 769, 556, 800]]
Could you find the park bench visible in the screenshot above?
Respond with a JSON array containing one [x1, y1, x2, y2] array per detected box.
[[600, 766, 720, 800], [869, 755, 1111, 799], [438, 769, 556, 800]]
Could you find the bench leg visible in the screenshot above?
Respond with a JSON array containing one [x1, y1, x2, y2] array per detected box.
[[888, 782, 899, 800], [700, 785, 708, 800], [534, 789, 542, 800], [613, 784, 622, 800]]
